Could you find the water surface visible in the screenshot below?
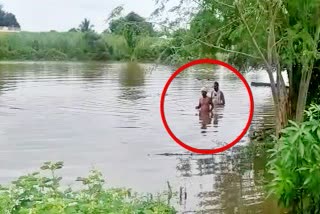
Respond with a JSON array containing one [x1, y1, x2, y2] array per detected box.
[[0, 61, 281, 213]]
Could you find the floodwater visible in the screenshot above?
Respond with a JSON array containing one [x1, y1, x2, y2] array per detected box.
[[0, 61, 283, 213]]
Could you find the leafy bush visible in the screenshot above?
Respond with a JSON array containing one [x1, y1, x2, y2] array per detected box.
[[267, 104, 320, 213], [43, 49, 68, 61], [103, 34, 130, 60], [0, 161, 176, 214]]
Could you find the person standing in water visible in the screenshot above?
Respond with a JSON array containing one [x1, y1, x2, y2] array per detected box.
[[196, 87, 213, 129], [211, 82, 225, 106], [195, 87, 213, 113]]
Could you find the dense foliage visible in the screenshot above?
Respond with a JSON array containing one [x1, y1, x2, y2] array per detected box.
[[0, 161, 176, 214], [154, 0, 320, 134], [108, 12, 157, 59], [0, 31, 171, 61], [267, 104, 320, 213]]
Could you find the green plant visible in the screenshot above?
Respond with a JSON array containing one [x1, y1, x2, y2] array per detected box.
[[0, 161, 176, 214], [267, 105, 320, 213]]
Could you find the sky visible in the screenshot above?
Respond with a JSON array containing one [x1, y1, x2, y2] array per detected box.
[[0, 0, 161, 33]]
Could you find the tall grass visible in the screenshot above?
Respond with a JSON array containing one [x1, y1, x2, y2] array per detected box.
[[0, 32, 172, 62], [0, 32, 136, 61]]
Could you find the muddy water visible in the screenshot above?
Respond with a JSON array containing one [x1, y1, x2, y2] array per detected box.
[[0, 61, 282, 213]]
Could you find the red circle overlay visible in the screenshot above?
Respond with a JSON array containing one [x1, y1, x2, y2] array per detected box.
[[160, 58, 254, 154]]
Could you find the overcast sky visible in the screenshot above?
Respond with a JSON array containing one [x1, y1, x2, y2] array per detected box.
[[0, 0, 160, 32]]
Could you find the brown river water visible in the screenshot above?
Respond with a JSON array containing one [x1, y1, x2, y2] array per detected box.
[[0, 61, 285, 213]]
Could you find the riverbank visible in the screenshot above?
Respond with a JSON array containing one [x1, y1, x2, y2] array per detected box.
[[0, 31, 171, 62], [0, 161, 176, 213]]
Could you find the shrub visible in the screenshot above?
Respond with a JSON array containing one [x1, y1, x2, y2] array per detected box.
[[0, 161, 176, 214], [267, 104, 320, 213]]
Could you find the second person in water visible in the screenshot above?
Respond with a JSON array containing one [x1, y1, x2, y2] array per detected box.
[[211, 82, 225, 106]]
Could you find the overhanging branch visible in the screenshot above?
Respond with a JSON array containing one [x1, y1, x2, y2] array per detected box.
[[236, 2, 270, 69], [196, 39, 261, 59]]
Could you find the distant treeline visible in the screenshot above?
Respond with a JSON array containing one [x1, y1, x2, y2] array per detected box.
[[0, 10, 194, 64]]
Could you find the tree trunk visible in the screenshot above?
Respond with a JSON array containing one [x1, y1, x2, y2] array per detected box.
[[296, 25, 320, 122], [267, 4, 287, 136], [295, 69, 313, 123], [266, 69, 283, 136]]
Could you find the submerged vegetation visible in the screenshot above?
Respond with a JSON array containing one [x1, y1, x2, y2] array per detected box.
[[0, 161, 176, 214]]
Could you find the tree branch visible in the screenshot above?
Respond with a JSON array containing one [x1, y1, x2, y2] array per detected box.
[[252, 13, 261, 36], [212, 0, 235, 8], [196, 38, 261, 59], [236, 2, 270, 69]]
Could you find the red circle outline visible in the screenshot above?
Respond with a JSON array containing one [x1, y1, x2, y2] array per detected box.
[[160, 58, 254, 154]]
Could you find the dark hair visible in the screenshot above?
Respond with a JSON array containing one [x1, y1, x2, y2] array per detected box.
[[214, 82, 219, 86]]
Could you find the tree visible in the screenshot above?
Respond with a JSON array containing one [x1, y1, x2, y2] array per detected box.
[[108, 11, 155, 54], [154, 0, 320, 135], [109, 12, 154, 35], [78, 18, 94, 32], [0, 4, 20, 28]]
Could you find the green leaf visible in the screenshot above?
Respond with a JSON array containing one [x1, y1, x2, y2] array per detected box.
[[281, 126, 299, 135], [299, 141, 305, 157], [303, 176, 312, 186], [304, 131, 315, 142], [311, 123, 318, 132], [297, 167, 309, 172], [312, 144, 320, 150], [289, 131, 300, 144], [288, 120, 299, 128], [317, 128, 320, 140]]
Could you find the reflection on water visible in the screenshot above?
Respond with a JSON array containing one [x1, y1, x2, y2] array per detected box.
[[119, 62, 145, 87], [0, 61, 281, 213], [199, 112, 212, 131], [118, 62, 146, 101], [198, 108, 224, 136], [213, 107, 224, 127], [175, 147, 281, 213], [0, 65, 17, 95]]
